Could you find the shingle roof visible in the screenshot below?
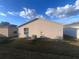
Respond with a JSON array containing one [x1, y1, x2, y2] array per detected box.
[[18, 18, 39, 27], [18, 18, 63, 28], [66, 22, 79, 26], [0, 24, 17, 28], [64, 22, 79, 29]]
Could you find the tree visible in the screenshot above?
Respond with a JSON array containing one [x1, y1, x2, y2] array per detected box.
[[0, 22, 10, 26]]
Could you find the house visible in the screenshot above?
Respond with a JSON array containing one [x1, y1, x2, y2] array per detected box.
[[0, 22, 18, 38], [64, 22, 79, 39], [18, 18, 63, 39]]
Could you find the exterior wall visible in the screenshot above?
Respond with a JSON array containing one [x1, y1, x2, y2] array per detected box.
[[36, 19, 63, 39], [64, 28, 77, 38], [0, 27, 8, 37], [18, 18, 63, 39], [0, 26, 18, 37], [8, 27, 18, 37], [77, 29, 79, 39], [18, 20, 40, 38]]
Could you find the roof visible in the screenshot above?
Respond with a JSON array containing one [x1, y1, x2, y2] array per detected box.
[[18, 18, 39, 27], [0, 24, 17, 28], [18, 18, 63, 28], [64, 22, 79, 29]]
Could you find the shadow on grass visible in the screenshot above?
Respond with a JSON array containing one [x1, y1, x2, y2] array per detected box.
[[12, 38, 79, 58], [0, 38, 79, 59], [0, 37, 14, 44]]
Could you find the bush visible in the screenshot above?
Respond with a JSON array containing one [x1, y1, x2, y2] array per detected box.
[[0, 37, 12, 44]]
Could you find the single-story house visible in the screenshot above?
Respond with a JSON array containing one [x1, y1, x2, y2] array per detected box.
[[18, 18, 63, 39], [0, 24, 18, 38], [64, 22, 79, 39]]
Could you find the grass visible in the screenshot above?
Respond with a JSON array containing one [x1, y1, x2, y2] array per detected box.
[[0, 38, 79, 59]]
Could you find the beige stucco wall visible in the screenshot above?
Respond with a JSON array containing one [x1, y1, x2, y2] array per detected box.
[[0, 27, 8, 37], [18, 18, 63, 39], [77, 29, 79, 39], [0, 26, 18, 37]]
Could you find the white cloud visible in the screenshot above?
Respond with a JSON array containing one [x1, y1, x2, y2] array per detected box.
[[36, 15, 44, 18], [19, 8, 37, 19], [0, 12, 7, 17], [7, 11, 18, 16], [45, 0, 79, 18], [8, 11, 14, 15], [7, 8, 44, 19], [75, 0, 79, 9]]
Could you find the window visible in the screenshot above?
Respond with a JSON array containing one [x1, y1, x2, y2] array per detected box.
[[24, 28, 28, 31], [24, 28, 29, 38]]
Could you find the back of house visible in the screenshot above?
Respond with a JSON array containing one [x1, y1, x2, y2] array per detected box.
[[0, 26, 9, 37], [18, 18, 63, 40], [0, 22, 18, 38], [64, 22, 79, 39]]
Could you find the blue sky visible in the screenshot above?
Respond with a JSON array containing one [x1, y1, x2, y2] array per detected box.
[[0, 0, 79, 25]]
